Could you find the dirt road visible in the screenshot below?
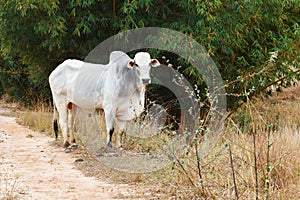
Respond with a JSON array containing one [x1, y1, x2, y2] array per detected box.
[[0, 107, 149, 199]]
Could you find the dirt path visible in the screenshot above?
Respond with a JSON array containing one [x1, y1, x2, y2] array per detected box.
[[0, 107, 146, 199]]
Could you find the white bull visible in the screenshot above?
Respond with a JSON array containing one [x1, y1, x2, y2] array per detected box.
[[49, 51, 160, 148]]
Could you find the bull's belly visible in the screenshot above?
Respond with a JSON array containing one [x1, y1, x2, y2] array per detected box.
[[116, 107, 143, 121], [67, 97, 103, 111]]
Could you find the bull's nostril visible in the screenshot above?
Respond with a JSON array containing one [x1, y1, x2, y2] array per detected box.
[[142, 79, 150, 84]]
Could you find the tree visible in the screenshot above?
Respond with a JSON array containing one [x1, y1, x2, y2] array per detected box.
[[0, 0, 299, 110], [0, 0, 118, 104], [119, 0, 300, 109]]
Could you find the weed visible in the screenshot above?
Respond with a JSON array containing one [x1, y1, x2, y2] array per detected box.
[[15, 88, 300, 199], [16, 104, 53, 135]]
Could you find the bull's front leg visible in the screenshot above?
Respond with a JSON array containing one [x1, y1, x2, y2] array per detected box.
[[104, 107, 115, 148], [116, 119, 126, 148], [107, 128, 114, 148]]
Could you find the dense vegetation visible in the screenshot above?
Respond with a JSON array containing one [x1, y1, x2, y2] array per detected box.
[[0, 0, 299, 109], [1, 1, 300, 198]]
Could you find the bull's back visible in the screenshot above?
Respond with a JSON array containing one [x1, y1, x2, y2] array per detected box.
[[49, 59, 84, 96]]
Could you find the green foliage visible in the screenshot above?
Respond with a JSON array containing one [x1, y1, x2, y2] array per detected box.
[[0, 0, 116, 104], [0, 0, 299, 110]]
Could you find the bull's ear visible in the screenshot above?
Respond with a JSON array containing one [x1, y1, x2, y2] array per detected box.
[[151, 59, 160, 67], [127, 60, 136, 69]]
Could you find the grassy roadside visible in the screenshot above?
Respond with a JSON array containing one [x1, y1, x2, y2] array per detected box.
[[15, 104, 53, 135], [12, 87, 300, 199]]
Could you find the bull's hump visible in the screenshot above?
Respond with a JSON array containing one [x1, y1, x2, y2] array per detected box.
[[109, 51, 129, 63], [64, 59, 84, 70]]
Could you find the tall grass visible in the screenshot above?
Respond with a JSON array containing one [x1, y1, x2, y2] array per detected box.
[[16, 89, 300, 199], [16, 104, 53, 135], [163, 90, 300, 199]]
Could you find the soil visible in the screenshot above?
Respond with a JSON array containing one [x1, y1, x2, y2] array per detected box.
[[0, 104, 163, 200]]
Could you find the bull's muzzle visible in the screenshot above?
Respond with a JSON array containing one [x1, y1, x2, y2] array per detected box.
[[142, 78, 151, 85]]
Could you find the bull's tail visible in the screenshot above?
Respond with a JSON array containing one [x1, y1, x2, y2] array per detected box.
[[53, 99, 59, 140]]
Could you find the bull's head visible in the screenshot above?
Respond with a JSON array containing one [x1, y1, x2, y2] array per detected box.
[[127, 52, 160, 85]]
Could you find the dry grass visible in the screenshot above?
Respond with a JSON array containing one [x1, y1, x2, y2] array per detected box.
[[12, 87, 300, 199], [163, 87, 300, 199], [16, 104, 53, 135], [144, 88, 300, 199], [217, 123, 300, 199]]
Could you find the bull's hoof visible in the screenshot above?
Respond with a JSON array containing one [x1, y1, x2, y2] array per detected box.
[[64, 141, 70, 148], [75, 158, 84, 162], [65, 148, 72, 153], [71, 144, 78, 150], [107, 142, 113, 148]]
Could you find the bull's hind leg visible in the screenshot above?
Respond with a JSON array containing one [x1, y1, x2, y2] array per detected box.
[[55, 100, 70, 148], [61, 116, 70, 148], [67, 102, 77, 149]]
